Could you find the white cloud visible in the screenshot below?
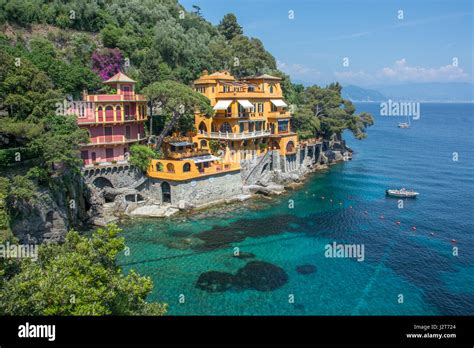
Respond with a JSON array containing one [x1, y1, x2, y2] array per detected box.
[[380, 58, 469, 82], [334, 59, 471, 85], [277, 60, 320, 79]]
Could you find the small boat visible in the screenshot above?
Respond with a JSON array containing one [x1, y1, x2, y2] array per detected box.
[[386, 188, 419, 198], [398, 115, 411, 128]]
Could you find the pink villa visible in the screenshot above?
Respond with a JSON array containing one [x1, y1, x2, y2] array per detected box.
[[75, 72, 148, 167]]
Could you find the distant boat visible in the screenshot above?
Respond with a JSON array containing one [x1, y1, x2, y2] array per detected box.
[[386, 188, 419, 198], [398, 115, 411, 128]]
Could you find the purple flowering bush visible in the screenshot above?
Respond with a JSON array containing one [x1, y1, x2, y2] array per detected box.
[[91, 48, 123, 80]]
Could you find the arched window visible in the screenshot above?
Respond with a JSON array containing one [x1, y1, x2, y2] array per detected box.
[[183, 163, 191, 172], [97, 106, 103, 121], [105, 105, 114, 122], [116, 105, 122, 119], [286, 141, 295, 153], [166, 163, 175, 173], [198, 121, 207, 134], [200, 140, 208, 148], [270, 85, 274, 93], [220, 122, 232, 133], [156, 162, 164, 172]]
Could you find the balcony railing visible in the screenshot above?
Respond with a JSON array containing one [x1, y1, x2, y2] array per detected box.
[[198, 130, 271, 140], [81, 134, 145, 146], [268, 110, 291, 118], [166, 149, 210, 160], [84, 94, 146, 102], [76, 114, 144, 125]]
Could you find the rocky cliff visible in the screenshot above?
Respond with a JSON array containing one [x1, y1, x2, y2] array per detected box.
[[10, 171, 92, 244]]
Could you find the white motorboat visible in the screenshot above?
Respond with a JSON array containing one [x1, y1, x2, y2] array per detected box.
[[386, 188, 419, 198]]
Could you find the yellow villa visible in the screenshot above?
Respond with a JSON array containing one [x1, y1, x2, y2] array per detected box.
[[148, 70, 299, 181]]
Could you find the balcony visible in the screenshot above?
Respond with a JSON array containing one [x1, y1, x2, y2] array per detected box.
[[77, 114, 146, 125], [166, 149, 210, 160], [80, 135, 147, 146], [268, 110, 291, 119], [147, 159, 240, 181], [216, 90, 283, 99], [198, 130, 271, 140], [84, 94, 147, 102]]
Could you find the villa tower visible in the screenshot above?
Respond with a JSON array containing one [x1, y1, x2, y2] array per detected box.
[[76, 72, 148, 166]]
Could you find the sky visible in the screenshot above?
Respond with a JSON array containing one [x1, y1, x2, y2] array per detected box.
[[179, 0, 473, 87]]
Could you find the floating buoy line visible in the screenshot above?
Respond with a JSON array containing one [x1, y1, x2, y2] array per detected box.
[[312, 194, 458, 245]]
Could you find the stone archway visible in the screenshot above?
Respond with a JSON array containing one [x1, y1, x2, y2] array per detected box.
[[92, 176, 114, 189], [161, 182, 171, 203], [198, 121, 207, 134]]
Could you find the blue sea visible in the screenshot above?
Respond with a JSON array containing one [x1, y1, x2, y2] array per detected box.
[[118, 103, 474, 315]]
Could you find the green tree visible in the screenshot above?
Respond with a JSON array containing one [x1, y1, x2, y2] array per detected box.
[[292, 83, 374, 140], [101, 24, 123, 48], [143, 80, 213, 149], [217, 13, 243, 40], [0, 224, 167, 315], [29, 114, 89, 170], [129, 144, 158, 172]]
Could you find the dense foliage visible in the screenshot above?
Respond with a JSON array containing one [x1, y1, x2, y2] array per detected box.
[[292, 83, 374, 140], [129, 144, 158, 172], [0, 224, 167, 315]]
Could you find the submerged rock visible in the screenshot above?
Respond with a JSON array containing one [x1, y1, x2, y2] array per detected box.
[[234, 261, 288, 291], [296, 264, 317, 275], [195, 271, 234, 292], [234, 252, 256, 259], [195, 261, 288, 293]]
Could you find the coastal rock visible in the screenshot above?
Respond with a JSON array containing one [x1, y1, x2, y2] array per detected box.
[[244, 184, 284, 196], [90, 216, 119, 227], [177, 200, 195, 210], [10, 170, 91, 244], [129, 204, 179, 217]]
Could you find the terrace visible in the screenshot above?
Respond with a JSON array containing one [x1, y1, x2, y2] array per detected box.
[[148, 156, 240, 181], [197, 130, 271, 140]]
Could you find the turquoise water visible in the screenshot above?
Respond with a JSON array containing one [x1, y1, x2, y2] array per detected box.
[[118, 103, 474, 315]]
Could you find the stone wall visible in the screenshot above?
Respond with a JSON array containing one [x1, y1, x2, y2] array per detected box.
[[82, 164, 145, 189], [145, 170, 243, 208]]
